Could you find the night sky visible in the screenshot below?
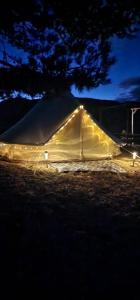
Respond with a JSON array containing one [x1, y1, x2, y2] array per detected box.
[[73, 31, 140, 101]]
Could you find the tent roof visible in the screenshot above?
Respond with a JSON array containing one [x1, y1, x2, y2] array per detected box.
[[0, 90, 120, 146], [0, 91, 79, 145]]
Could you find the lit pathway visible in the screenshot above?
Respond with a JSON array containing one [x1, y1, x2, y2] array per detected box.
[[50, 160, 126, 173]]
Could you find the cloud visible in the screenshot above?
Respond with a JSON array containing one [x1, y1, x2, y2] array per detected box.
[[120, 77, 140, 89], [116, 76, 140, 101], [130, 86, 140, 100]]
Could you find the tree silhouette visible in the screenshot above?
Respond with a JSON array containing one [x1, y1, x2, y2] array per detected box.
[[0, 0, 140, 99]]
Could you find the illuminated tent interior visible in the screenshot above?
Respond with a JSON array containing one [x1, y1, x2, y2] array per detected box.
[[0, 91, 121, 162]]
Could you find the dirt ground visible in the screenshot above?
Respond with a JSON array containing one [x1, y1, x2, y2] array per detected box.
[[0, 157, 140, 297]]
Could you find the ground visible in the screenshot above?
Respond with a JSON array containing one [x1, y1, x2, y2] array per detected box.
[[0, 157, 140, 297]]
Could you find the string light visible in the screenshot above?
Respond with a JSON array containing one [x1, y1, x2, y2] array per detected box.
[[48, 106, 82, 140]]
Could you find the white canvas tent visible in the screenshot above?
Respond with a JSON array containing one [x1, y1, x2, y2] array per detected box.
[[0, 91, 121, 161]]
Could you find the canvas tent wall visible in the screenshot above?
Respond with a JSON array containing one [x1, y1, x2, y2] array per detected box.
[[0, 91, 121, 161]]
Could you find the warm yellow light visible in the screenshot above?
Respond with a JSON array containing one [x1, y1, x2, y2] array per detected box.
[[79, 105, 84, 109], [133, 152, 137, 160]]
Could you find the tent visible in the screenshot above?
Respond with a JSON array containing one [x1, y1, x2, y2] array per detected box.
[[0, 91, 121, 161]]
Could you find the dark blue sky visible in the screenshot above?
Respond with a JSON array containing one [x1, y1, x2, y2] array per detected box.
[[72, 31, 140, 101]]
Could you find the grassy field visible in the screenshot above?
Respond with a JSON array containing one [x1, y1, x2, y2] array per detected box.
[[0, 158, 140, 297]]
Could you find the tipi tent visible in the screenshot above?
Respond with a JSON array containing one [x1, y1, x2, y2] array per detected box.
[[0, 91, 121, 162]]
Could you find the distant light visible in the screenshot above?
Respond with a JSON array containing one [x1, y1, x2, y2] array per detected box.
[[44, 151, 48, 160], [79, 105, 84, 109]]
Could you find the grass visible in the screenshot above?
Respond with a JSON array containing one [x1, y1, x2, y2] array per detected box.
[[0, 158, 140, 297]]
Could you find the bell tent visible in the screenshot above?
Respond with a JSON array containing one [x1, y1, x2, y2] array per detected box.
[[0, 91, 121, 162]]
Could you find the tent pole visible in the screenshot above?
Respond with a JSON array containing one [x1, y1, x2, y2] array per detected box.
[[80, 108, 84, 161]]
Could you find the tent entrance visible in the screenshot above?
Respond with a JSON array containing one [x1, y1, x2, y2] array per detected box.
[[45, 106, 120, 161]]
